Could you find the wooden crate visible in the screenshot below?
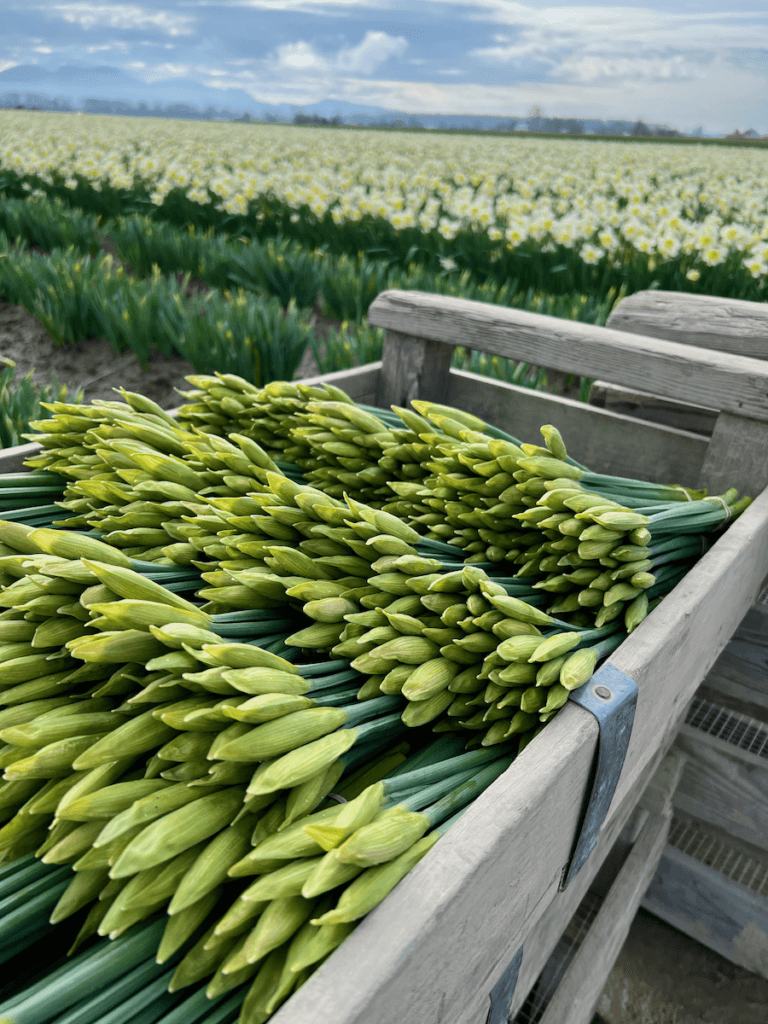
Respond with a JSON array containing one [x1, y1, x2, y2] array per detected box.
[[3, 289, 768, 1023]]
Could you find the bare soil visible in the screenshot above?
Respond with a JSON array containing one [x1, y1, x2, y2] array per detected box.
[[597, 909, 768, 1024], [0, 230, 342, 407], [0, 298, 198, 408]]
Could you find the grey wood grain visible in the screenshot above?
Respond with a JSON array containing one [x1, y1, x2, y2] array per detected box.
[[607, 290, 768, 361], [697, 606, 768, 718], [447, 370, 708, 487], [536, 806, 671, 1024], [367, 290, 768, 421], [377, 329, 453, 408], [0, 441, 40, 474], [697, 412, 768, 496], [500, 750, 685, 1024], [642, 844, 768, 980], [589, 380, 717, 437], [673, 728, 768, 854], [271, 708, 600, 1024]]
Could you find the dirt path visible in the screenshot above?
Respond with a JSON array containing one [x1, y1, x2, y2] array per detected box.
[[0, 298, 328, 411], [0, 299, 199, 408]]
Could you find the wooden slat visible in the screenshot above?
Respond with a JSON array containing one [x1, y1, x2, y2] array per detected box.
[[699, 615, 768, 719], [537, 806, 671, 1024], [272, 487, 768, 1024], [447, 369, 708, 487], [377, 331, 453, 408], [673, 728, 768, 855], [502, 750, 685, 1023], [642, 843, 768, 980], [606, 290, 768, 360], [368, 290, 768, 421], [588, 381, 717, 437], [697, 412, 768, 495], [0, 441, 40, 474], [592, 290, 768, 441]]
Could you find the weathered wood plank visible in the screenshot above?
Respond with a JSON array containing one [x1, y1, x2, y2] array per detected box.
[[588, 380, 717, 437], [272, 709, 599, 1024], [0, 441, 40, 474], [537, 806, 671, 1024], [500, 750, 685, 1023], [697, 604, 768, 718], [606, 290, 768, 361], [377, 330, 453, 408], [367, 290, 768, 421], [673, 727, 768, 854], [591, 290, 768, 443], [447, 370, 708, 487], [642, 843, 768, 980], [697, 412, 768, 495]]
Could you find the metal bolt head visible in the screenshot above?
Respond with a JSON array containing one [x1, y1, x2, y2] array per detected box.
[[594, 685, 613, 700]]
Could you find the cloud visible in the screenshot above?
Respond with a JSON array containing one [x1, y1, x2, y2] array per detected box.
[[336, 31, 408, 72], [274, 41, 327, 72], [182, 0, 377, 9], [272, 30, 407, 75], [46, 3, 196, 35], [465, 3, 768, 55], [464, 3, 768, 91]]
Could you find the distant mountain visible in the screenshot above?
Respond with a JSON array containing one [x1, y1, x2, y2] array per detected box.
[[0, 63, 692, 136]]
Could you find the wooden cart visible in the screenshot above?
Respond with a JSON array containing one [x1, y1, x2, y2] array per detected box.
[[2, 288, 768, 1022]]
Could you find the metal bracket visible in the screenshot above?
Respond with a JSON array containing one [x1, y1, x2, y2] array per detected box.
[[560, 662, 638, 890], [486, 946, 523, 1024], [483, 663, 637, 1020]]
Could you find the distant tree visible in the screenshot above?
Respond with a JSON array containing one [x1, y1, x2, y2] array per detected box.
[[294, 113, 334, 125], [563, 118, 584, 134], [652, 125, 683, 138], [164, 103, 202, 120], [408, 117, 423, 129], [631, 119, 652, 136]]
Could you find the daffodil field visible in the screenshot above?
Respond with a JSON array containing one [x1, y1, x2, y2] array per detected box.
[[0, 111, 767, 417]]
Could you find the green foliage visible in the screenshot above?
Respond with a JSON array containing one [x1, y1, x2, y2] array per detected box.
[[107, 215, 207, 278], [0, 194, 105, 256], [227, 235, 325, 309], [90, 263, 192, 366], [180, 290, 314, 384], [319, 253, 391, 321], [310, 322, 385, 374], [0, 359, 82, 449], [0, 244, 110, 344]]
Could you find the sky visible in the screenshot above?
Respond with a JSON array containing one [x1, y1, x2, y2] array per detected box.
[[1, 1, 767, 134]]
